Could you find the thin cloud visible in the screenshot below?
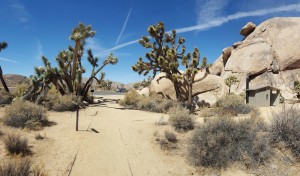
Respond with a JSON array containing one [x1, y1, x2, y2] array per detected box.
[[176, 3, 300, 34], [115, 7, 133, 46], [104, 3, 300, 53], [0, 57, 20, 64], [35, 39, 43, 60], [196, 0, 229, 24], [10, 0, 30, 24]]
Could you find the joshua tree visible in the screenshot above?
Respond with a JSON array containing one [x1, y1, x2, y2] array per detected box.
[[132, 22, 208, 110], [24, 23, 118, 103], [0, 41, 10, 93], [140, 76, 152, 88], [225, 75, 239, 94], [182, 49, 209, 110]]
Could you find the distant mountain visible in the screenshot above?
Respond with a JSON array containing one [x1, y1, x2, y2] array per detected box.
[[2, 74, 29, 87]]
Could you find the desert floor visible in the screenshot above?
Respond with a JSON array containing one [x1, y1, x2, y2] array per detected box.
[[1, 95, 300, 176]]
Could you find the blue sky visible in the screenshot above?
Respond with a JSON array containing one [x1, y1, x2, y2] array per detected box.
[[0, 0, 300, 83]]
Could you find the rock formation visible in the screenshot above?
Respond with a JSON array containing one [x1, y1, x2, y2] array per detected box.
[[150, 17, 300, 105], [211, 17, 300, 99]]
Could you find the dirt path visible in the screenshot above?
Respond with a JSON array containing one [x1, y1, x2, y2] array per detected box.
[[68, 100, 195, 176]]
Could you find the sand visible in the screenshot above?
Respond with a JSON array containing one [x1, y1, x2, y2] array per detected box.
[[1, 96, 300, 176]]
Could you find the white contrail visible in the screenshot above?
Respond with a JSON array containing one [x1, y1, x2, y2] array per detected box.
[[0, 57, 20, 64], [105, 3, 300, 52], [174, 3, 300, 34], [115, 7, 133, 46]]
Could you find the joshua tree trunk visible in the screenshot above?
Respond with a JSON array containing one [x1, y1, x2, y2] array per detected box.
[[187, 80, 193, 111], [173, 80, 182, 102], [0, 66, 10, 93], [71, 40, 80, 88]]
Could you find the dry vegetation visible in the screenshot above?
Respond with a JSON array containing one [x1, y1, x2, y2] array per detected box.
[[0, 158, 47, 176], [188, 117, 271, 169], [3, 100, 48, 130], [0, 90, 12, 105], [270, 107, 300, 158], [3, 132, 30, 156], [119, 90, 178, 113]]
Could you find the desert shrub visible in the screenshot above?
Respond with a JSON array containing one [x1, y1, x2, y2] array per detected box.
[[270, 107, 300, 157], [164, 131, 177, 143], [119, 90, 140, 107], [44, 90, 78, 111], [200, 107, 237, 118], [188, 118, 271, 169], [12, 83, 29, 98], [169, 106, 195, 132], [3, 133, 30, 155], [35, 133, 45, 140], [3, 100, 48, 129], [0, 90, 12, 105], [119, 90, 178, 113], [216, 94, 251, 114], [0, 159, 30, 176], [51, 95, 78, 112], [0, 159, 47, 176]]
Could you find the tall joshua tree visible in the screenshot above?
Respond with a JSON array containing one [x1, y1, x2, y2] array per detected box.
[[24, 23, 118, 102], [132, 22, 187, 101], [132, 22, 209, 110], [0, 41, 10, 93]]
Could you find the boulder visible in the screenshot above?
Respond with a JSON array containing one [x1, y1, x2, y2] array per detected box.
[[232, 41, 243, 48], [139, 87, 150, 96], [240, 22, 256, 36], [224, 38, 273, 75], [210, 54, 224, 76], [150, 72, 228, 106], [221, 17, 300, 99], [222, 46, 234, 64]]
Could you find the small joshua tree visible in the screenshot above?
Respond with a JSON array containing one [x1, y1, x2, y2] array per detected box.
[[132, 22, 208, 111], [0, 41, 10, 93], [225, 75, 239, 94]]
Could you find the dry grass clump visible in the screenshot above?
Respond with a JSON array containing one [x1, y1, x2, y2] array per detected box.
[[3, 133, 30, 156], [35, 133, 45, 140], [164, 131, 177, 143], [0, 90, 12, 105], [154, 131, 177, 150], [119, 90, 178, 113], [44, 90, 78, 112], [188, 117, 271, 169], [12, 83, 29, 98], [0, 158, 47, 176], [169, 106, 195, 132], [270, 107, 300, 158], [3, 100, 48, 130]]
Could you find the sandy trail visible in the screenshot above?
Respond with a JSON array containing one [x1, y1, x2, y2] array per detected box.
[[69, 99, 194, 176]]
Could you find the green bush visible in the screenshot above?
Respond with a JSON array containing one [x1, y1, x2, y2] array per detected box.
[[0, 90, 12, 105], [3, 100, 48, 129], [3, 133, 30, 156], [188, 117, 271, 169], [169, 106, 195, 132], [270, 107, 300, 157]]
